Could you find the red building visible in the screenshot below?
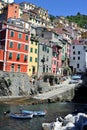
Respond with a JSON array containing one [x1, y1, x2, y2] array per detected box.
[[0, 20, 30, 73]]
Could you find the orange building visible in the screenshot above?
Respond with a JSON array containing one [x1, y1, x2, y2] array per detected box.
[[0, 20, 30, 73], [7, 3, 19, 19]]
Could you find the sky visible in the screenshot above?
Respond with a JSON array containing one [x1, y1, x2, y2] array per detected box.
[[14, 0, 87, 17]]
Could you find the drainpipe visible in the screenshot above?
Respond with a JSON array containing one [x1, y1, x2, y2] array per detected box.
[[3, 27, 8, 71]]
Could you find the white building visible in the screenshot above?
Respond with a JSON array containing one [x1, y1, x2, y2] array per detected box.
[[70, 43, 87, 73]]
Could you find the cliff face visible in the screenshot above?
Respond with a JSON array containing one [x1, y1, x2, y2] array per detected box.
[[0, 71, 35, 96]]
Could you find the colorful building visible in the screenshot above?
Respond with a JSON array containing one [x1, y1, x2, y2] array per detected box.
[[28, 26, 38, 76], [0, 19, 30, 73]]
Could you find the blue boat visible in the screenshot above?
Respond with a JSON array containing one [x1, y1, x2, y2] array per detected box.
[[9, 113, 33, 119], [22, 110, 46, 116]]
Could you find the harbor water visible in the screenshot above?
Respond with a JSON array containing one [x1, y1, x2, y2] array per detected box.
[[0, 102, 87, 130]]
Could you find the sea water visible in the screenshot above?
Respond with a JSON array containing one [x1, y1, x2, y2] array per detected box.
[[0, 102, 87, 130]]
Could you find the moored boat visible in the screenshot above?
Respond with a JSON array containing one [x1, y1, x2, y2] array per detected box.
[[22, 110, 46, 116], [9, 113, 33, 119]]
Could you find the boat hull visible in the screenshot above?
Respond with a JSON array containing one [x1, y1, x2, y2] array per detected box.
[[22, 110, 46, 116], [9, 113, 33, 119]]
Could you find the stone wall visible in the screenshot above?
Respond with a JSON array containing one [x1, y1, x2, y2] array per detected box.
[[47, 88, 75, 103], [0, 71, 33, 96]]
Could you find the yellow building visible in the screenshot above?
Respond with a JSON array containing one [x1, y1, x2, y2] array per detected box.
[[28, 35, 38, 77]]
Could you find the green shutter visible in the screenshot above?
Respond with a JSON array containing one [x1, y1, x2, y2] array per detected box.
[[30, 57, 32, 62], [9, 52, 12, 59], [10, 42, 13, 48], [26, 35, 28, 41]]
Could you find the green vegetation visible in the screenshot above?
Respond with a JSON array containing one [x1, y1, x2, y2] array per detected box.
[[66, 12, 87, 29], [49, 14, 56, 22]]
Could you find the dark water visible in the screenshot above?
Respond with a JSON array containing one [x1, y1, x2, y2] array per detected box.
[[0, 102, 87, 130]]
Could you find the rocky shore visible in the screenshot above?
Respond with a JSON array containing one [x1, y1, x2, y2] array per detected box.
[[0, 77, 76, 105], [42, 113, 87, 130]]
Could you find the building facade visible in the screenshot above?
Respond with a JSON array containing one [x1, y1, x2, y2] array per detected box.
[[38, 43, 52, 77], [0, 19, 30, 73], [70, 42, 87, 73]]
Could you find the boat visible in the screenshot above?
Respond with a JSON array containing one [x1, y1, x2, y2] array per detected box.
[[22, 110, 46, 116], [9, 113, 33, 119]]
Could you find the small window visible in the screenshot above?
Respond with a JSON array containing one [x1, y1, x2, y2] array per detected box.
[[46, 65, 48, 72], [30, 57, 32, 62], [78, 51, 80, 54], [18, 43, 21, 49], [24, 55, 27, 61], [35, 58, 37, 62], [54, 60, 56, 65], [47, 47, 49, 53], [25, 45, 28, 51], [9, 52, 12, 59], [18, 33, 22, 39], [10, 31, 14, 37], [35, 49, 37, 53], [31, 41, 33, 44], [42, 45, 46, 52], [73, 46, 75, 49], [30, 48, 33, 52], [17, 65, 20, 72], [9, 42, 13, 48], [47, 56, 49, 61], [25, 35, 28, 41], [11, 64, 14, 72], [78, 57, 80, 60], [73, 51, 75, 55], [77, 64, 79, 68], [16, 54, 20, 60], [73, 57, 75, 60]]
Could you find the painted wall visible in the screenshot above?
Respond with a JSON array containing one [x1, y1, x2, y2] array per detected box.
[[28, 40, 38, 76]]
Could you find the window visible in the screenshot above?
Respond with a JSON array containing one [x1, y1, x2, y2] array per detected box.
[[78, 51, 80, 54], [18, 33, 22, 39], [11, 64, 14, 72], [73, 51, 75, 55], [42, 45, 46, 52], [35, 49, 37, 53], [43, 65, 45, 72], [25, 35, 28, 41], [9, 42, 13, 48], [35, 58, 37, 62], [17, 65, 20, 72], [24, 55, 27, 61], [18, 43, 21, 49], [73, 57, 75, 60], [73, 46, 75, 49], [54, 60, 56, 65], [9, 52, 12, 59], [46, 65, 48, 72], [31, 41, 33, 44], [25, 45, 28, 51], [47, 47, 49, 53], [10, 31, 14, 37], [77, 64, 79, 68], [16, 54, 20, 60], [30, 57, 32, 62], [30, 48, 33, 52], [78, 57, 80, 60], [47, 56, 49, 61]]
